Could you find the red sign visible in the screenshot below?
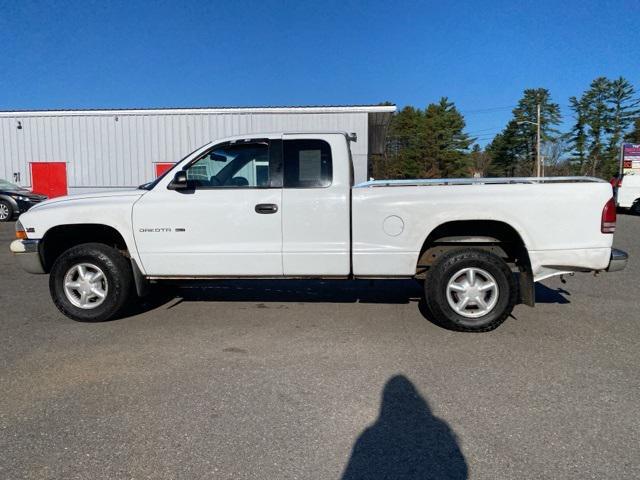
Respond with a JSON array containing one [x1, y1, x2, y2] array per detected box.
[[154, 163, 175, 178], [622, 144, 640, 175], [30, 162, 68, 198]]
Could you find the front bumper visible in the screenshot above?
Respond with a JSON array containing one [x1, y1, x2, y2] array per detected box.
[[10, 239, 45, 274], [607, 248, 628, 272]]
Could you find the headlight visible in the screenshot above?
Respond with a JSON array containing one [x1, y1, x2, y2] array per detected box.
[[10, 195, 29, 201]]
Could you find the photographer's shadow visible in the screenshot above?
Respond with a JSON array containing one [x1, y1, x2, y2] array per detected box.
[[342, 375, 468, 480]]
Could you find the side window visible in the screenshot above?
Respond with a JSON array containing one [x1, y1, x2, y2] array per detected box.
[[283, 140, 332, 188], [185, 142, 270, 188]]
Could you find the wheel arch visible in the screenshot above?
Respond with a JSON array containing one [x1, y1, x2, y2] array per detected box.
[[0, 194, 19, 212], [40, 223, 131, 273], [416, 219, 534, 306]]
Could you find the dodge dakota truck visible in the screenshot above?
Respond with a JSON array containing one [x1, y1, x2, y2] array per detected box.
[[10, 132, 628, 331]]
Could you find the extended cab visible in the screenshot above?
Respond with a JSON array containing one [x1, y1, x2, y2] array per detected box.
[[10, 132, 628, 331]]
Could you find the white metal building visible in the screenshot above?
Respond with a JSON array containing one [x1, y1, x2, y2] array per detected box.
[[0, 105, 395, 196]]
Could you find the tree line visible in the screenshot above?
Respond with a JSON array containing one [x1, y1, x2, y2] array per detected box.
[[373, 77, 640, 179]]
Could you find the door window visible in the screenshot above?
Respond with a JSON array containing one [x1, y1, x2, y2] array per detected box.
[[283, 140, 332, 188], [185, 142, 271, 188]]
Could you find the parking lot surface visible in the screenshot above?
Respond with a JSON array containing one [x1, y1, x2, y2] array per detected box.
[[1, 216, 639, 479]]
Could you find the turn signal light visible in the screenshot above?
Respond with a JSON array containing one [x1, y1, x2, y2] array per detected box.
[[15, 230, 28, 240], [601, 197, 616, 234]]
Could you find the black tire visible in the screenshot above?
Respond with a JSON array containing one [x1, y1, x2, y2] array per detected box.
[[424, 248, 517, 332], [0, 200, 13, 222], [49, 243, 133, 321], [631, 200, 640, 215]]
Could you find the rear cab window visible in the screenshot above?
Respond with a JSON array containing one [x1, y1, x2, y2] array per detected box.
[[283, 140, 332, 188]]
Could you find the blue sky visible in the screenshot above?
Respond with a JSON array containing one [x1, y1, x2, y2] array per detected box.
[[1, 0, 638, 145]]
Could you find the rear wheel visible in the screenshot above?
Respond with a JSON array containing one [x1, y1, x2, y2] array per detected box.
[[424, 248, 517, 332], [0, 200, 13, 222], [49, 243, 133, 321]]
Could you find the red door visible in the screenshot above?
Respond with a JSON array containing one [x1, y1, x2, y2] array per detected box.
[[31, 162, 68, 198], [154, 163, 175, 178]]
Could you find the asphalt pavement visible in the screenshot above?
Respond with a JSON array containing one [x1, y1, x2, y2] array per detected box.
[[1, 215, 639, 479]]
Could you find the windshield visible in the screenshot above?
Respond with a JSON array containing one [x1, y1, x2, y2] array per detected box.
[[0, 179, 22, 191]]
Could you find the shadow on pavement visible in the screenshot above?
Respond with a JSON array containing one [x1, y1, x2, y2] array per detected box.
[[123, 279, 572, 324], [534, 283, 571, 304], [341, 375, 468, 480], [124, 279, 425, 318]]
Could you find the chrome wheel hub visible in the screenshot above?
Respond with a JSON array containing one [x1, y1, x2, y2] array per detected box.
[[446, 267, 499, 318], [63, 263, 108, 309], [0, 203, 8, 220]]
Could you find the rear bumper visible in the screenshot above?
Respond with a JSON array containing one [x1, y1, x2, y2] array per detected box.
[[10, 239, 45, 274], [607, 248, 628, 272]]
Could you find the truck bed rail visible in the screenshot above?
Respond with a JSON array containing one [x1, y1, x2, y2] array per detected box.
[[354, 176, 606, 188]]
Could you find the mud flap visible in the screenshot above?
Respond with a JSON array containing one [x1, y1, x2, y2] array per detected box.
[[130, 258, 150, 297], [518, 269, 535, 307]]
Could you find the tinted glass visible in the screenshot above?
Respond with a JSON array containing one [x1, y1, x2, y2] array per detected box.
[[283, 140, 332, 188], [185, 142, 270, 188]]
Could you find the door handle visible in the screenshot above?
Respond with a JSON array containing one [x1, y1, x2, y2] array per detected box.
[[255, 203, 278, 214]]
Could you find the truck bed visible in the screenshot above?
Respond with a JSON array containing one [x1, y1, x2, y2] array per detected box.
[[351, 178, 614, 281]]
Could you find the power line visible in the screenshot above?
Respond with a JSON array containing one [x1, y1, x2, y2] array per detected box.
[[461, 105, 516, 115], [465, 126, 504, 135]]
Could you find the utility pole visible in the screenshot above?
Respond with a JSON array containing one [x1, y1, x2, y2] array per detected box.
[[517, 104, 543, 177], [536, 103, 541, 177]]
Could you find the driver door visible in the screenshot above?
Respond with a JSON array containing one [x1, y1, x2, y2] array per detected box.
[[132, 139, 283, 276]]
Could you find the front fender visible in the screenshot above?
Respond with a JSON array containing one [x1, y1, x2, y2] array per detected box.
[[17, 194, 145, 273]]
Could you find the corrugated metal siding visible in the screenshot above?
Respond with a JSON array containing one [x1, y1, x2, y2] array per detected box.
[[0, 110, 373, 192]]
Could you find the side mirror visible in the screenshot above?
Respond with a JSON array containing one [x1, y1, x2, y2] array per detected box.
[[168, 171, 188, 190]]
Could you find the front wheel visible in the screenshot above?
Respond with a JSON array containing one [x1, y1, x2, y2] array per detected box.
[[0, 200, 13, 222], [49, 243, 133, 321], [424, 248, 517, 332]]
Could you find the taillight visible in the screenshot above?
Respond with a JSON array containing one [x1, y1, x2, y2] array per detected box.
[[601, 197, 616, 234]]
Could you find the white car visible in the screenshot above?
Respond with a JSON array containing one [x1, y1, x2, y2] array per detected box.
[[10, 132, 628, 331], [614, 174, 640, 213]]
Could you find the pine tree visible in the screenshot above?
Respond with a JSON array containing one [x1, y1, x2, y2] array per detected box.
[[605, 77, 640, 176], [512, 88, 561, 175], [381, 99, 473, 179], [568, 96, 588, 171], [570, 76, 639, 177], [487, 88, 561, 176], [581, 77, 612, 176], [486, 120, 522, 176], [387, 106, 426, 178], [422, 98, 473, 177], [628, 118, 640, 143]]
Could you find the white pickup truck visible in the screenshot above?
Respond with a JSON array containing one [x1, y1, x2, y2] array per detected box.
[[10, 132, 628, 331]]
